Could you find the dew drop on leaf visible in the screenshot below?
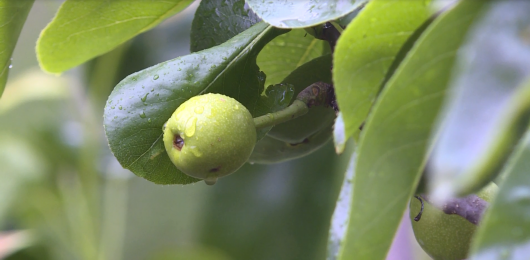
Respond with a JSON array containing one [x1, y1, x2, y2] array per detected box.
[[141, 93, 149, 102]]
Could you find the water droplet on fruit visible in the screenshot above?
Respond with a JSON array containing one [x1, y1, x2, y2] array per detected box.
[[153, 74, 159, 80], [147, 118, 152, 123], [140, 111, 146, 118], [185, 117, 197, 137], [204, 177, 217, 185], [199, 96, 209, 103], [234, 104, 239, 110], [189, 146, 203, 157], [119, 106, 123, 110], [111, 106, 115, 109], [194, 106, 204, 114]]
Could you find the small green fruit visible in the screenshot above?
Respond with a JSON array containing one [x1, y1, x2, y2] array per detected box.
[[163, 93, 256, 185], [409, 183, 497, 260]]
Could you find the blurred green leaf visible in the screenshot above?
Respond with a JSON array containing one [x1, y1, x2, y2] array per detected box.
[[339, 2, 486, 259], [37, 0, 193, 73], [246, 0, 366, 29], [333, 0, 433, 144], [148, 247, 232, 260], [257, 29, 327, 88], [199, 142, 344, 260], [0, 70, 77, 167], [104, 23, 287, 185], [428, 1, 530, 198], [326, 152, 355, 260], [0, 135, 45, 227], [470, 128, 530, 259], [190, 0, 261, 52], [0, 0, 33, 97]]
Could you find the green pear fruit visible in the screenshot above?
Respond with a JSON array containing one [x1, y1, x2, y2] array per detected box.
[[163, 93, 256, 185], [409, 183, 497, 260]]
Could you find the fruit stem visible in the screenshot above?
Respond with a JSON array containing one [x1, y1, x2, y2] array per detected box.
[[254, 100, 309, 129], [253, 82, 335, 130]]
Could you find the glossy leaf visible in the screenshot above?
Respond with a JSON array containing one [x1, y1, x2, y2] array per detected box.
[[104, 23, 287, 185], [333, 0, 433, 144], [327, 152, 355, 260], [268, 54, 335, 143], [248, 124, 332, 164], [0, 0, 33, 97], [190, 0, 261, 52], [257, 29, 328, 88], [428, 1, 530, 198], [246, 0, 366, 29], [339, 2, 486, 259], [254, 83, 295, 140], [37, 0, 193, 73], [470, 127, 530, 259]]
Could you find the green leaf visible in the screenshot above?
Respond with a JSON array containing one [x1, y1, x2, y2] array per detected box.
[[104, 23, 287, 185], [326, 152, 355, 260], [37, 0, 193, 74], [249, 55, 335, 164], [0, 0, 33, 97], [248, 125, 332, 164], [246, 0, 366, 29], [190, 0, 261, 52], [268, 54, 335, 143], [0, 135, 45, 227], [254, 83, 295, 140], [257, 29, 328, 88], [333, 0, 433, 144], [428, 1, 530, 198], [339, 2, 486, 259], [470, 128, 530, 259]]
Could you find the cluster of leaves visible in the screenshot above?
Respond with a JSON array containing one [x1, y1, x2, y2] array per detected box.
[[2, 0, 530, 259]]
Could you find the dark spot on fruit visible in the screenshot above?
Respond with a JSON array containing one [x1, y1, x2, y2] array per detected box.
[[173, 135, 184, 150], [209, 166, 221, 172]]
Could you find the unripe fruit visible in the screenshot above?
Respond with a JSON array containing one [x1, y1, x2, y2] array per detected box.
[[409, 183, 497, 260], [163, 93, 256, 185]]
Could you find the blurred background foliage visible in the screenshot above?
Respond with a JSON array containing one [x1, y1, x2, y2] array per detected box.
[[0, 1, 433, 259], [0, 1, 356, 260]]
